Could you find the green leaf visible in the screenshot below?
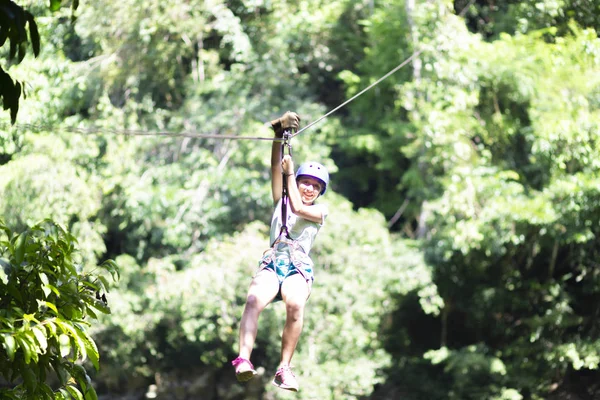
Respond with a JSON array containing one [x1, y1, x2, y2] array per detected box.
[[100, 259, 120, 281], [39, 272, 49, 285], [85, 307, 98, 319], [49, 0, 62, 12], [41, 284, 52, 298], [17, 39, 26, 63], [14, 232, 27, 266], [40, 301, 59, 315], [25, 11, 40, 57], [0, 389, 19, 399], [56, 320, 86, 361], [23, 313, 39, 323], [39, 382, 55, 400], [58, 334, 70, 357], [2, 334, 16, 361], [24, 331, 40, 363], [32, 326, 48, 353], [0, 258, 9, 284], [21, 366, 37, 393], [45, 284, 61, 297], [65, 385, 83, 400], [83, 294, 110, 314], [74, 324, 99, 370], [15, 334, 33, 364], [44, 320, 57, 336], [96, 275, 110, 293], [70, 364, 91, 394], [51, 359, 68, 385], [84, 385, 98, 400], [6, 282, 23, 303], [81, 280, 99, 291]]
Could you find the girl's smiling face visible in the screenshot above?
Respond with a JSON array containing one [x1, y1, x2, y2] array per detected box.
[[297, 177, 322, 204]]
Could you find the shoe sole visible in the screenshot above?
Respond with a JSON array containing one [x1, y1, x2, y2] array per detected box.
[[236, 370, 257, 382], [272, 380, 298, 392]]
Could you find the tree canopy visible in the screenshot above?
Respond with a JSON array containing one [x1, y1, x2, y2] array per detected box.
[[1, 0, 599, 399]]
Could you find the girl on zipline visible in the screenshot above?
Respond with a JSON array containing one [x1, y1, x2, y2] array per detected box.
[[231, 111, 329, 392]]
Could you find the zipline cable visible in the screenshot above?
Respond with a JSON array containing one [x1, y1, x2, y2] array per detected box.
[[292, 49, 423, 138], [293, 0, 474, 137], [0, 48, 424, 141], [0, 122, 278, 141], [2, 2, 474, 141]]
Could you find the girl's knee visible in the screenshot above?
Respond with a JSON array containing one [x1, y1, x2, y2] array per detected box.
[[245, 271, 279, 308], [245, 289, 276, 311], [245, 293, 262, 309], [286, 297, 306, 310], [285, 301, 305, 321]]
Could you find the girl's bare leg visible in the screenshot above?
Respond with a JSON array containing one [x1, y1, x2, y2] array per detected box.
[[238, 269, 279, 360], [278, 274, 310, 366]]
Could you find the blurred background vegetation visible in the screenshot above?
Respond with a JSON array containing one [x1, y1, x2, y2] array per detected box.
[[1, 0, 599, 399]]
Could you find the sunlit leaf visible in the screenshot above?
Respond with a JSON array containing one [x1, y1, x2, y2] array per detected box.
[[2, 334, 16, 361], [59, 334, 70, 357], [32, 326, 48, 352], [65, 385, 83, 400]]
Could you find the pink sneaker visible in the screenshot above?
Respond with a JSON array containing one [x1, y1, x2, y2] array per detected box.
[[231, 357, 257, 382], [272, 365, 299, 392]]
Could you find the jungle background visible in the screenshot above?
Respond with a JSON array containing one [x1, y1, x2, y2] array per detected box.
[[1, 0, 599, 399]]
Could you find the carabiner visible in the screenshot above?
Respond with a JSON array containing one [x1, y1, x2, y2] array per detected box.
[[282, 129, 293, 157]]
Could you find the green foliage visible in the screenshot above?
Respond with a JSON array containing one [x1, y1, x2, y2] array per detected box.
[[473, 25, 600, 189], [2, 0, 600, 399], [0, 0, 78, 123], [0, 150, 106, 266], [293, 194, 432, 400], [0, 0, 38, 122], [406, 22, 600, 397], [0, 219, 118, 399], [422, 346, 515, 400], [460, 0, 600, 39], [324, 1, 600, 398]]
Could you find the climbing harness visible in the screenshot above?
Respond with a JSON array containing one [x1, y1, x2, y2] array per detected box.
[[259, 238, 311, 284], [259, 129, 312, 288], [259, 126, 313, 286]]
